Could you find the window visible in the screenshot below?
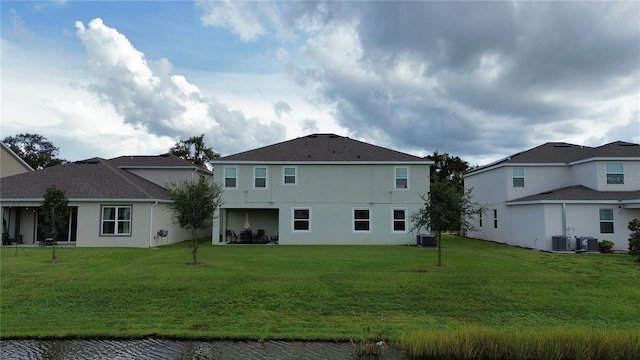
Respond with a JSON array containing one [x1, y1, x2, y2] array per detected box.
[[395, 167, 409, 189], [606, 162, 624, 184], [101, 206, 131, 235], [599, 209, 614, 233], [254, 167, 268, 189], [292, 208, 310, 232], [479, 210, 483, 228], [493, 209, 498, 228], [353, 208, 371, 232], [283, 167, 297, 185], [392, 208, 407, 233], [512, 167, 524, 187], [224, 167, 237, 188]]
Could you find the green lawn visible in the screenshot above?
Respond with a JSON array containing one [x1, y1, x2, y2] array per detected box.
[[2, 235, 639, 346]]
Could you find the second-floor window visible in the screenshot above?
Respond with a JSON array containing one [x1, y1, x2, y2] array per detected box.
[[224, 167, 237, 188], [254, 167, 268, 189], [512, 167, 524, 187], [283, 167, 297, 185], [395, 167, 408, 189], [606, 162, 624, 184], [599, 209, 614, 233]]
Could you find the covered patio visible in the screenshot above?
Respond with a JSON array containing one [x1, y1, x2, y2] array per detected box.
[[220, 208, 279, 244]]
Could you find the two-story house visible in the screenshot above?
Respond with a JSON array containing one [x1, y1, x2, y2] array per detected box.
[[464, 141, 640, 251], [211, 134, 432, 245], [1, 154, 212, 247]]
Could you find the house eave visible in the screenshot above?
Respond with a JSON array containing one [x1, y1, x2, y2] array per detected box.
[[465, 163, 567, 177], [506, 199, 628, 206], [0, 198, 173, 204], [212, 160, 434, 165], [569, 157, 640, 165]]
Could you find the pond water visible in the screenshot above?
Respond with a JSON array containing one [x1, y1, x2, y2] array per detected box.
[[1, 339, 411, 359]]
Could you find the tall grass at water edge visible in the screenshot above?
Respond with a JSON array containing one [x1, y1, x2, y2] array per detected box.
[[397, 327, 640, 360]]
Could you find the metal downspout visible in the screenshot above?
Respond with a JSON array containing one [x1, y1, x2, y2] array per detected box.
[[562, 203, 567, 238], [149, 201, 158, 248]]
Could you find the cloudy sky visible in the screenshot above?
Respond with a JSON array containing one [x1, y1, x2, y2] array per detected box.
[[2, 1, 638, 166]]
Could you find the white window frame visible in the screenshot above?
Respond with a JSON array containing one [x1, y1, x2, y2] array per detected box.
[[292, 207, 311, 232], [394, 167, 409, 190], [283, 166, 297, 186], [353, 208, 372, 233], [599, 209, 614, 234], [100, 205, 132, 236], [253, 166, 268, 189], [223, 166, 238, 189], [512, 167, 525, 187], [391, 207, 408, 233], [493, 209, 498, 229], [606, 162, 624, 185]]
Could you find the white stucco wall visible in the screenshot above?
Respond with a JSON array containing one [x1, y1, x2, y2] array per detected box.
[[213, 162, 430, 245]]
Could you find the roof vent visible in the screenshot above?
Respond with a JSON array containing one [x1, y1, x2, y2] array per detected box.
[[307, 135, 318, 138], [553, 144, 572, 148], [75, 159, 99, 164], [540, 190, 554, 195]]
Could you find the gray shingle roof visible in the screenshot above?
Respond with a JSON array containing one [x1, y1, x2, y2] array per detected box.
[[216, 134, 427, 162], [468, 140, 640, 174], [107, 153, 197, 168], [0, 157, 171, 201], [508, 185, 640, 203]]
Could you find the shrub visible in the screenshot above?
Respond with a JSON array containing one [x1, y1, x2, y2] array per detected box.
[[628, 219, 640, 262]]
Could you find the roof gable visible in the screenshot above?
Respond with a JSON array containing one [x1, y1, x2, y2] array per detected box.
[[0, 157, 170, 201], [216, 134, 427, 163]]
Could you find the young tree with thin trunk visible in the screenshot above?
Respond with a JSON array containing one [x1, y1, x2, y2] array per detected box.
[[40, 185, 70, 263], [166, 176, 222, 265], [410, 176, 485, 266]]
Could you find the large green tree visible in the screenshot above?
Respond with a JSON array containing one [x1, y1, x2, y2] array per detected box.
[[166, 176, 223, 264], [40, 185, 70, 263], [170, 134, 219, 170], [426, 150, 470, 189], [410, 176, 485, 266], [2, 133, 66, 170]]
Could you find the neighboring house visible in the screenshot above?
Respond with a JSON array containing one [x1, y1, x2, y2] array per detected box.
[[1, 143, 34, 177], [0, 154, 212, 247], [211, 134, 432, 245], [464, 141, 640, 251]]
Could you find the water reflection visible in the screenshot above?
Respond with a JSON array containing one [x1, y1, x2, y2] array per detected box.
[[1, 339, 410, 359]]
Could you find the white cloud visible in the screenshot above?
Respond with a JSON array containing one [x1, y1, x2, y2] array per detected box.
[[74, 18, 288, 155]]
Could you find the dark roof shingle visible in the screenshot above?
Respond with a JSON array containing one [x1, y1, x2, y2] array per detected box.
[[468, 140, 640, 174], [0, 157, 170, 201], [216, 134, 427, 162], [508, 185, 640, 203]]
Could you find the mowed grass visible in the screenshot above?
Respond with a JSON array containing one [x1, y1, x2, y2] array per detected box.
[[2, 235, 639, 346]]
